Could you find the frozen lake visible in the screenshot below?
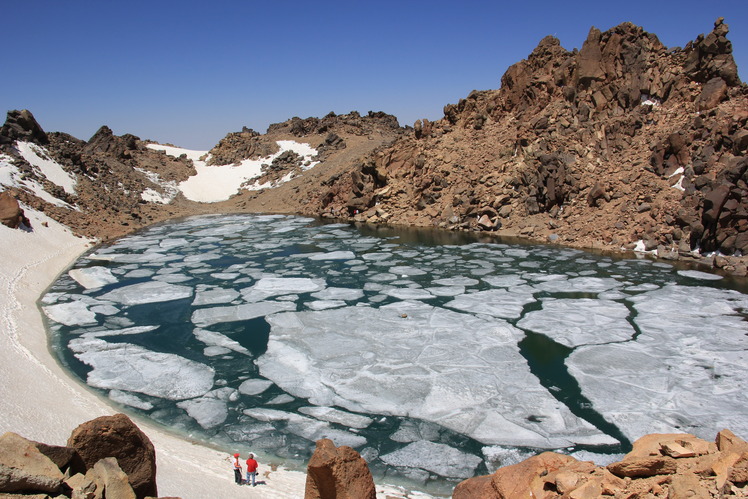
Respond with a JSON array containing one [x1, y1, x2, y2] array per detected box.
[[42, 214, 748, 494]]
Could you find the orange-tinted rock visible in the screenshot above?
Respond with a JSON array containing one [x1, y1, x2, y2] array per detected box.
[[304, 439, 375, 499], [0, 191, 28, 229], [452, 474, 494, 499], [491, 452, 577, 498], [607, 456, 677, 478], [716, 429, 748, 454]]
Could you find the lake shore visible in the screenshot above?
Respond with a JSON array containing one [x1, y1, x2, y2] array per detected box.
[[0, 207, 309, 498]]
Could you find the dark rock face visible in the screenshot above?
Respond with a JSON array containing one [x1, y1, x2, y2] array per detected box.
[[67, 414, 157, 499], [267, 110, 401, 138], [0, 191, 30, 229], [0, 109, 49, 147], [304, 438, 376, 499]]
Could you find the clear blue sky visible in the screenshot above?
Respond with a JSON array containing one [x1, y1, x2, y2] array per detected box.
[[3, 0, 746, 150]]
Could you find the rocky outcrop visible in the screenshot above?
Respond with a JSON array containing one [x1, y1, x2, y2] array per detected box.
[[307, 18, 748, 274], [453, 430, 748, 498], [0, 109, 48, 147], [0, 417, 177, 499], [267, 110, 401, 138], [206, 127, 279, 165], [304, 438, 376, 499], [67, 414, 157, 499], [0, 191, 30, 229]]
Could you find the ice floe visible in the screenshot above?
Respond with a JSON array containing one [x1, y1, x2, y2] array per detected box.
[[258, 302, 616, 448], [68, 266, 118, 289], [99, 281, 193, 305], [243, 408, 367, 448], [69, 337, 214, 400], [380, 441, 483, 479], [298, 406, 373, 429]]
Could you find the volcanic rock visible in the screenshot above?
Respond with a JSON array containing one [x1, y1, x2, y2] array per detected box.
[[304, 438, 375, 499], [0, 109, 48, 147], [67, 414, 157, 499]]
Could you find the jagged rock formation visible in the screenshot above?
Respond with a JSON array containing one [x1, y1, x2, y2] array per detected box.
[[206, 127, 279, 165], [0, 414, 174, 499], [304, 439, 376, 499], [0, 109, 48, 146], [452, 429, 748, 498], [267, 110, 400, 138], [308, 18, 748, 274]]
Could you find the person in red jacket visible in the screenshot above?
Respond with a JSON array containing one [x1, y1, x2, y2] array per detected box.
[[232, 453, 243, 485], [245, 453, 259, 486]]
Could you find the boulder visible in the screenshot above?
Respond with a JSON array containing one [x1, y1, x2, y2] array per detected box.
[[607, 456, 677, 478], [86, 457, 136, 499], [67, 414, 157, 499], [0, 191, 29, 229], [304, 438, 375, 499], [491, 452, 577, 497], [0, 432, 64, 494], [696, 77, 728, 110], [32, 441, 86, 476]]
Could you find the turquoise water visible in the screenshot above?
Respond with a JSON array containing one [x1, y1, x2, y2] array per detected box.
[[42, 214, 748, 495]]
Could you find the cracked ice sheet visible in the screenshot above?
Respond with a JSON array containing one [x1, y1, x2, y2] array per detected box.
[[69, 337, 214, 400], [567, 285, 748, 442], [68, 266, 118, 289], [257, 301, 617, 448], [99, 281, 193, 305], [244, 408, 367, 448], [381, 440, 483, 479], [191, 301, 297, 327], [444, 288, 536, 319], [516, 298, 634, 348]]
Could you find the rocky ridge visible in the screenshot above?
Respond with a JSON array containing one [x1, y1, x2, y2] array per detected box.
[[306, 18, 748, 275]]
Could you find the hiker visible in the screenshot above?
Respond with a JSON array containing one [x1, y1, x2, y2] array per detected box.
[[232, 453, 243, 484], [246, 453, 258, 486]]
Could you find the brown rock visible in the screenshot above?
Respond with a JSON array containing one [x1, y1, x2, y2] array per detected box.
[[32, 441, 85, 476], [452, 474, 494, 499], [0, 432, 64, 494], [696, 77, 728, 111], [0, 191, 29, 229], [668, 471, 712, 498], [87, 457, 136, 499], [67, 414, 157, 499], [304, 439, 375, 499], [491, 452, 577, 498], [607, 456, 677, 478], [716, 429, 748, 454]]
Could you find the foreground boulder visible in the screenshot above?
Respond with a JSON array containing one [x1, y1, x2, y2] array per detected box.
[[0, 191, 30, 229], [0, 432, 64, 495], [67, 414, 157, 499], [453, 430, 748, 498], [305, 438, 375, 499]]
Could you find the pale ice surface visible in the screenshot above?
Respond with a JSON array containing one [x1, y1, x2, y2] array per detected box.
[[43, 300, 98, 326], [238, 379, 274, 396], [244, 408, 367, 448], [69, 337, 215, 400], [108, 389, 154, 411], [517, 298, 634, 348], [68, 267, 118, 289], [100, 281, 193, 305], [567, 284, 748, 442], [45, 213, 748, 493], [258, 301, 616, 448], [191, 301, 296, 327], [444, 289, 535, 319], [381, 441, 483, 479], [678, 269, 724, 280], [298, 406, 373, 429], [177, 397, 228, 429]]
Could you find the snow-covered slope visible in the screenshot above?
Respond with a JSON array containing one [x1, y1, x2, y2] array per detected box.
[[147, 140, 318, 203]]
